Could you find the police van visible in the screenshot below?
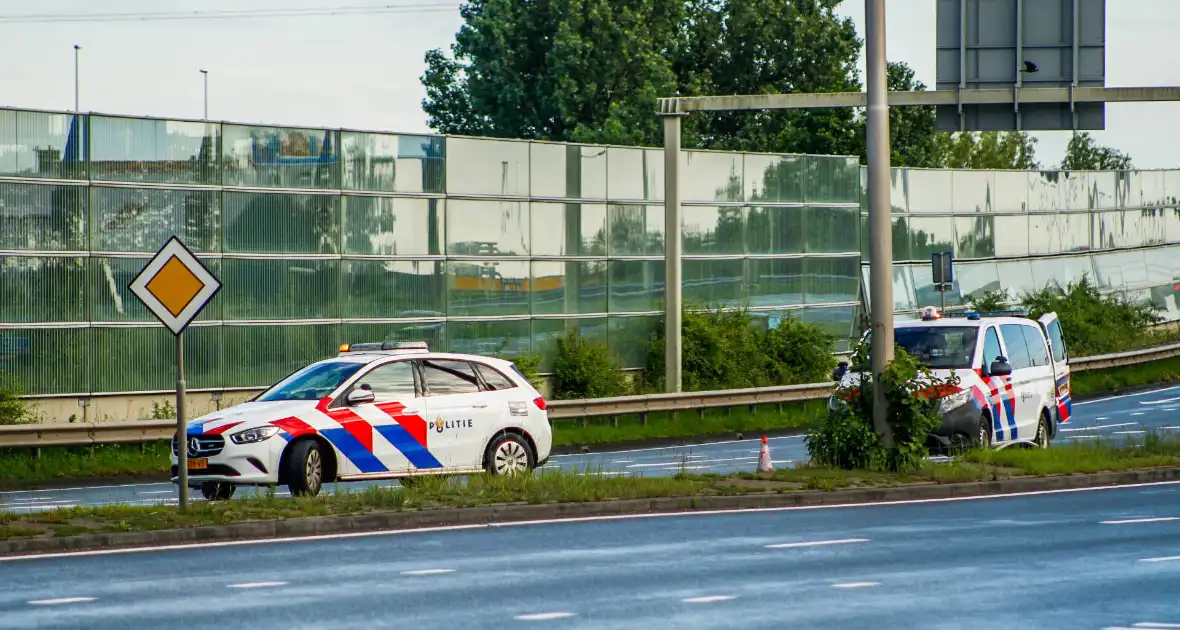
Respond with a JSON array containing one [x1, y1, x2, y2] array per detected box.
[[832, 308, 1072, 451]]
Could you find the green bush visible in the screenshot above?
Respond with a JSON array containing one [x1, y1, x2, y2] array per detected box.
[[0, 386, 32, 426], [806, 344, 948, 472], [1021, 276, 1162, 355], [763, 313, 837, 385], [551, 330, 630, 400], [504, 353, 544, 390], [968, 289, 1011, 312]]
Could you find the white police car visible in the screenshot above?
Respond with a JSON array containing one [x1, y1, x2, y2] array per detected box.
[[831, 308, 1073, 451], [171, 342, 552, 499]]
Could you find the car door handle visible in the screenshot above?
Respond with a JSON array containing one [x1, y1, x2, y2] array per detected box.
[[403, 408, 420, 415]]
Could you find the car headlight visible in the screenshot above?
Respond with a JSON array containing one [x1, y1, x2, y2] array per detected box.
[[230, 426, 280, 444], [938, 389, 973, 414]]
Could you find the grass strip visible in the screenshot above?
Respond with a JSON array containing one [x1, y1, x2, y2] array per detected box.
[[1071, 355, 1180, 399], [3, 435, 1180, 542]]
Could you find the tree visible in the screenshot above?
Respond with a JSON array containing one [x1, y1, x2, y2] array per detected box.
[[1061, 132, 1133, 171], [933, 131, 1039, 170], [850, 62, 943, 168]]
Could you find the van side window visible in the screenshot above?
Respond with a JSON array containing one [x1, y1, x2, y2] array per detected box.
[[1047, 320, 1067, 362], [982, 327, 1003, 367], [999, 324, 1033, 370], [1021, 325, 1051, 367]]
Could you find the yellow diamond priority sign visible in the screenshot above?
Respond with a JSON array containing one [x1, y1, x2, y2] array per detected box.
[[130, 236, 221, 335]]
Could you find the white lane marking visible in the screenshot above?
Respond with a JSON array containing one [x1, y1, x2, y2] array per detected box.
[[1101, 517, 1180, 525], [1133, 623, 1180, 628], [1115, 431, 1147, 435], [1164, 408, 1179, 412], [1138, 555, 1180, 563], [28, 597, 96, 605], [227, 581, 288, 589], [1075, 384, 1180, 406], [6, 504, 79, 511], [11, 480, 1180, 563], [1061, 423, 1138, 432], [1131, 413, 1146, 417], [0, 482, 172, 496], [1161, 426, 1180, 430], [765, 538, 870, 549], [831, 582, 880, 589], [1096, 417, 1110, 421], [1140, 398, 1180, 406], [683, 595, 736, 603], [610, 460, 633, 464], [401, 569, 455, 576], [1063, 435, 1100, 440], [549, 435, 803, 459], [515, 612, 577, 621], [137, 491, 175, 495], [626, 462, 682, 468]]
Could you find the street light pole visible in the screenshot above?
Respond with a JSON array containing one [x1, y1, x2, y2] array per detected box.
[[200, 69, 208, 119], [865, 0, 896, 447], [73, 45, 80, 111]]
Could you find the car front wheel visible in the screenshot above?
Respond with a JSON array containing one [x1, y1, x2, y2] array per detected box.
[[284, 439, 325, 497], [1035, 412, 1051, 449], [484, 433, 535, 476], [199, 482, 235, 501]]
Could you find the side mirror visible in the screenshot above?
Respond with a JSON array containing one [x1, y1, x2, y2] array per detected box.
[[347, 388, 375, 406], [989, 360, 1013, 377]]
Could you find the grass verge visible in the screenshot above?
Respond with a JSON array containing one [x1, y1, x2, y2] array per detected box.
[[1071, 355, 1180, 398], [0, 443, 171, 488], [3, 436, 1180, 542]]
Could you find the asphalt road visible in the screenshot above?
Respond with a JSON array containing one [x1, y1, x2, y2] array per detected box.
[[3, 383, 1179, 513], [2, 481, 1180, 629]]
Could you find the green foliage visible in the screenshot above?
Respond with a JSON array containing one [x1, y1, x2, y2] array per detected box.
[[1061, 132, 1133, 171], [150, 401, 177, 420], [968, 289, 1011, 312], [1071, 355, 1180, 399], [0, 386, 32, 426], [505, 353, 544, 390], [806, 344, 948, 472], [551, 330, 630, 400], [1021, 276, 1162, 355], [934, 131, 1040, 169], [644, 307, 838, 392]]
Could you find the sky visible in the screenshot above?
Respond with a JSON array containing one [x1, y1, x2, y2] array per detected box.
[[2, 0, 1178, 168]]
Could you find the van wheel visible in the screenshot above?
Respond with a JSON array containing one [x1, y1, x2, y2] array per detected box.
[[484, 433, 535, 476], [199, 482, 235, 501], [284, 439, 324, 497], [977, 414, 993, 449], [1035, 412, 1051, 449]]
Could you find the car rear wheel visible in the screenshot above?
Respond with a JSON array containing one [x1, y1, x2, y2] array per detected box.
[[977, 414, 993, 449], [284, 439, 324, 497], [1035, 412, 1051, 449], [199, 482, 235, 501], [484, 432, 535, 476]]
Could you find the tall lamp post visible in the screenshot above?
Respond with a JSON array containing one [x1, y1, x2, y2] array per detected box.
[[200, 69, 209, 119], [73, 45, 81, 111]]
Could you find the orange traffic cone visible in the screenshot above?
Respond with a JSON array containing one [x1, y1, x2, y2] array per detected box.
[[758, 435, 773, 472]]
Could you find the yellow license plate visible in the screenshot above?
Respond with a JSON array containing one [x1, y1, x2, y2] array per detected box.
[[188, 458, 208, 471]]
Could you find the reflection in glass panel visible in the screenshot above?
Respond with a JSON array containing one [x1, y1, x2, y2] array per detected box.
[[1030, 255, 1094, 290], [1028, 213, 1090, 255], [341, 320, 445, 352], [223, 191, 339, 254], [861, 265, 918, 312], [221, 259, 339, 320], [609, 315, 659, 369], [91, 325, 220, 391], [1089, 172, 1119, 209], [746, 206, 804, 255], [0, 327, 87, 394], [342, 260, 445, 318], [953, 215, 995, 258], [0, 109, 86, 180], [1144, 247, 1180, 286], [606, 147, 662, 200], [529, 143, 608, 199], [744, 154, 803, 203], [1092, 211, 1144, 250], [683, 258, 744, 307], [912, 264, 962, 309], [683, 206, 745, 255], [992, 170, 1029, 213], [530, 203, 608, 256], [341, 196, 443, 256], [447, 260, 530, 317], [1027, 172, 1062, 212], [806, 156, 860, 204], [532, 317, 609, 371], [950, 170, 994, 214], [89, 116, 218, 185], [804, 206, 859, 254], [797, 306, 856, 352], [444, 137, 529, 196], [907, 216, 956, 260], [1165, 208, 1180, 244], [609, 260, 665, 313], [992, 215, 1029, 257], [995, 260, 1037, 298], [0, 182, 87, 251], [91, 187, 219, 252], [886, 168, 906, 213], [221, 124, 339, 189], [90, 256, 222, 323], [805, 256, 860, 305], [1059, 172, 1089, 210], [447, 319, 530, 358], [904, 169, 953, 213], [1128, 171, 1168, 209], [678, 151, 741, 203], [446, 199, 529, 256], [891, 216, 912, 261], [955, 262, 1002, 302], [530, 260, 608, 314], [0, 256, 86, 322], [747, 258, 804, 308], [340, 132, 444, 193], [222, 324, 338, 387], [608, 204, 663, 256], [1092, 250, 1149, 291]]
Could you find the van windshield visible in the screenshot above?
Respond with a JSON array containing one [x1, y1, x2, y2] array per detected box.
[[865, 327, 979, 370]]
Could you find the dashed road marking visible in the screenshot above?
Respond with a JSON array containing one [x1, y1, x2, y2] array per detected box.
[[831, 582, 880, 589], [1140, 398, 1180, 406], [683, 595, 737, 603], [1100, 517, 1180, 525], [1061, 422, 1137, 432], [28, 597, 96, 605], [765, 538, 870, 549], [1132, 622, 1180, 628], [401, 569, 455, 576], [1138, 555, 1180, 563], [515, 612, 577, 621], [1115, 431, 1146, 435], [227, 581, 288, 589]]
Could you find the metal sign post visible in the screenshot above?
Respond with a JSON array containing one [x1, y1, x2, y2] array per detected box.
[[129, 236, 221, 512], [932, 251, 955, 311]]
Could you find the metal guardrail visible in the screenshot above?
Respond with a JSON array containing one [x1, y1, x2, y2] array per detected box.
[[3, 342, 1179, 449]]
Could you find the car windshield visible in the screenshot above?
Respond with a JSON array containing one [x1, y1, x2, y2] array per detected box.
[[256, 361, 365, 402], [893, 326, 979, 369]]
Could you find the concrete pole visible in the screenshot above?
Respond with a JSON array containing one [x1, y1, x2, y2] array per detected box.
[[662, 114, 684, 393], [865, 0, 896, 447], [73, 45, 80, 112], [200, 69, 209, 120]]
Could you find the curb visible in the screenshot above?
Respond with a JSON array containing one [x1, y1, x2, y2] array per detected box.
[[5, 466, 1180, 558]]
